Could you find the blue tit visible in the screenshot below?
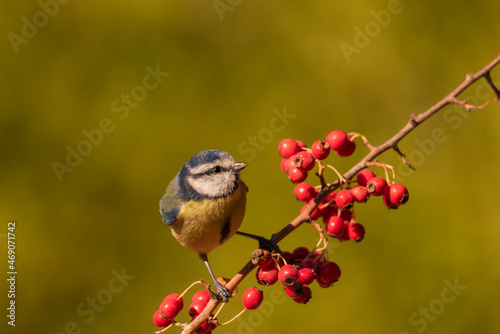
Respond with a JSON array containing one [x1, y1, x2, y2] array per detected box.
[[159, 150, 249, 302]]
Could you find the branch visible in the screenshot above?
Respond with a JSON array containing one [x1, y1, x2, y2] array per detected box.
[[180, 54, 500, 334]]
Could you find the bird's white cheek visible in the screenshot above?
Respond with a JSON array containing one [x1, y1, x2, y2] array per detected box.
[[187, 175, 234, 197], [187, 176, 218, 197]]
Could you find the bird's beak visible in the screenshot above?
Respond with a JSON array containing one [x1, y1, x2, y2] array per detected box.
[[233, 162, 248, 171]]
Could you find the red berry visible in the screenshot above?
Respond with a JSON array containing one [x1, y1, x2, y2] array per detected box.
[[189, 300, 206, 317], [385, 183, 409, 208], [192, 290, 210, 305], [153, 309, 172, 328], [335, 189, 354, 209], [322, 206, 337, 224], [335, 139, 356, 157], [293, 285, 312, 304], [165, 293, 183, 309], [298, 268, 315, 285], [280, 251, 294, 266], [284, 155, 298, 171], [292, 246, 310, 265], [259, 257, 274, 268], [367, 177, 388, 196], [288, 168, 308, 183], [348, 221, 365, 242], [301, 199, 327, 220], [298, 258, 319, 272], [356, 169, 376, 187], [280, 159, 288, 174], [295, 140, 307, 149], [294, 151, 316, 172], [325, 191, 337, 203], [253, 249, 274, 267], [318, 261, 341, 286], [326, 215, 345, 237], [383, 191, 394, 208], [307, 251, 326, 265], [208, 321, 217, 332], [191, 316, 210, 334], [337, 220, 351, 241], [285, 282, 304, 298], [340, 210, 353, 221], [160, 295, 183, 320], [242, 287, 263, 310], [279, 139, 301, 159], [256, 265, 279, 286], [278, 265, 299, 286], [294, 182, 318, 202], [350, 185, 370, 203], [326, 130, 349, 151], [316, 274, 332, 288], [311, 140, 330, 160], [321, 195, 337, 217]]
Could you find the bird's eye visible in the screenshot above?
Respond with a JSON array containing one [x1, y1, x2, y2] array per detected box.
[[212, 166, 222, 174]]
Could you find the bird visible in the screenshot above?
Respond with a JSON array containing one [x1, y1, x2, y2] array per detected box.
[[159, 150, 250, 302]]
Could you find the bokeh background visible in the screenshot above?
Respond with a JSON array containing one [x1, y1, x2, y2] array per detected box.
[[2, 1, 500, 333]]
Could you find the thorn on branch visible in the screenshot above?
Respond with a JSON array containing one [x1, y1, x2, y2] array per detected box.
[[484, 71, 500, 101], [392, 144, 416, 171]]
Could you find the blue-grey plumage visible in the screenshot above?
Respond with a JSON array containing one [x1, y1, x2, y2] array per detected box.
[[159, 150, 248, 301]]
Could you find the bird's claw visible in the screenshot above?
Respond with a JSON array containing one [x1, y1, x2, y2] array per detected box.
[[214, 281, 231, 303], [257, 236, 281, 253]]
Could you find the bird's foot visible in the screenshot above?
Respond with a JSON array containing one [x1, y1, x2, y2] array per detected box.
[[236, 231, 281, 253], [213, 280, 231, 303], [257, 236, 281, 253]]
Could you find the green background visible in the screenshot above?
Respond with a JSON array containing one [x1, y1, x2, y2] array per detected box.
[[2, 1, 500, 333]]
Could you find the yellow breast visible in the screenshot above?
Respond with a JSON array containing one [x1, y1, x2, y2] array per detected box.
[[169, 184, 247, 254]]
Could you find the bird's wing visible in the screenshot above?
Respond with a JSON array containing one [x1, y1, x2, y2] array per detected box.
[[159, 179, 183, 226]]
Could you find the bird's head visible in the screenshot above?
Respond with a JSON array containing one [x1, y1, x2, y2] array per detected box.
[[178, 150, 247, 199]]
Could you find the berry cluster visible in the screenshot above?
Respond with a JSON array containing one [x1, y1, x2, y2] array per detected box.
[[279, 130, 409, 243], [152, 293, 184, 330], [153, 290, 213, 333], [279, 130, 356, 183], [253, 247, 341, 305], [152, 284, 264, 333]]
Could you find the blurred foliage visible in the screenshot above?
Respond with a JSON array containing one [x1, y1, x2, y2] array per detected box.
[[1, 0, 500, 333]]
